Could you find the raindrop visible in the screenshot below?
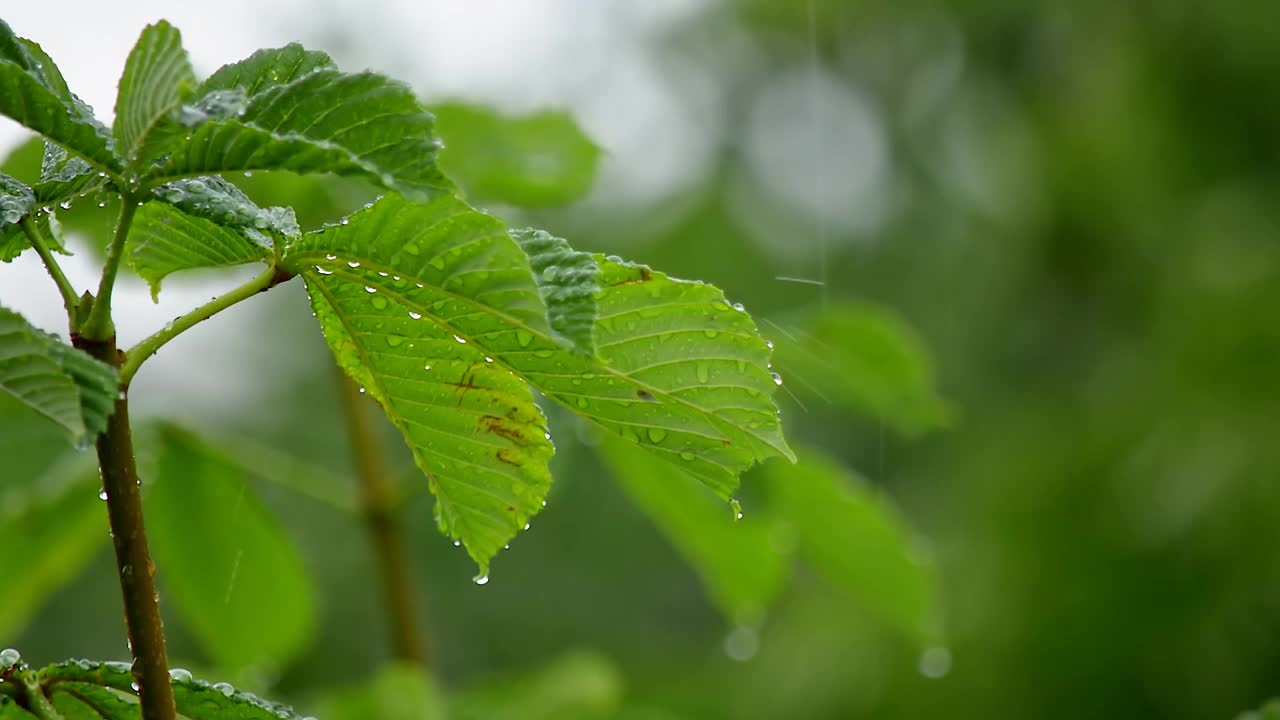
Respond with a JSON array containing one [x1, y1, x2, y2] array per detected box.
[[340, 218, 349, 225], [453, 335, 467, 344], [730, 498, 744, 521], [732, 302, 745, 312], [315, 266, 333, 275], [243, 171, 254, 177], [168, 668, 192, 682], [473, 573, 490, 586], [679, 451, 695, 461], [358, 387, 367, 394], [724, 626, 759, 662], [130, 682, 140, 691], [408, 311, 422, 320], [516, 330, 533, 347], [423, 365, 432, 371], [97, 200, 106, 208], [0, 648, 20, 667], [648, 428, 667, 443], [919, 647, 952, 679], [364, 286, 377, 293], [212, 682, 235, 697], [771, 372, 783, 386], [347, 260, 361, 268], [523, 523, 531, 531], [453, 540, 461, 547], [484, 356, 494, 363], [385, 335, 405, 347], [98, 489, 108, 501], [59, 200, 71, 209], [325, 254, 337, 261], [542, 500, 547, 507]]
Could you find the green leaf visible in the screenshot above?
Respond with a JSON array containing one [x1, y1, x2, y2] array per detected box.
[[282, 195, 791, 567], [37, 142, 105, 203], [285, 194, 556, 574], [35, 660, 311, 719], [510, 228, 598, 354], [128, 198, 272, 300], [769, 302, 950, 436], [450, 651, 622, 720], [0, 173, 35, 260], [0, 458, 105, 644], [200, 44, 335, 96], [0, 20, 121, 176], [317, 664, 444, 720], [113, 21, 196, 166], [147, 424, 316, 672], [432, 101, 601, 207], [598, 435, 787, 619], [49, 682, 139, 719], [154, 176, 299, 242], [0, 306, 118, 446], [763, 447, 940, 643], [143, 48, 449, 199]]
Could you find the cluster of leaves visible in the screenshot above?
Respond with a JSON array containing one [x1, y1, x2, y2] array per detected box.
[[0, 13, 950, 719]]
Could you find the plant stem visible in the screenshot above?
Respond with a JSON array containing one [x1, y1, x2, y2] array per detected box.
[[119, 265, 293, 385], [338, 374, 429, 666], [81, 196, 139, 341], [18, 672, 63, 720], [70, 334, 175, 720], [21, 217, 78, 318]]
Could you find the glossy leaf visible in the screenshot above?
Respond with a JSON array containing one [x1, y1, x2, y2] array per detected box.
[[0, 457, 105, 644], [318, 664, 444, 720], [285, 194, 556, 573], [510, 227, 598, 354], [143, 49, 449, 199], [282, 195, 790, 566], [0, 20, 121, 176], [599, 435, 787, 619], [433, 101, 601, 207], [127, 199, 271, 300], [0, 173, 35, 261], [769, 302, 950, 436], [33, 660, 310, 719], [0, 306, 118, 446], [146, 424, 316, 672], [763, 447, 940, 643], [113, 21, 196, 166]]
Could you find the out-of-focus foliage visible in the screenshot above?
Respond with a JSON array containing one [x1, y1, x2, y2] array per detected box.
[[5, 0, 1279, 719]]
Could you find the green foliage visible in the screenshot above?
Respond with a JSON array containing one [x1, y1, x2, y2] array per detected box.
[[0, 20, 121, 178], [770, 302, 949, 435], [317, 664, 444, 720], [0, 306, 117, 446], [449, 652, 622, 720], [113, 22, 197, 168], [1240, 700, 1280, 720], [509, 228, 598, 354], [147, 425, 315, 673], [432, 102, 601, 207]]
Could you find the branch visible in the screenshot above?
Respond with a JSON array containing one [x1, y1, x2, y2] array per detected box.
[[80, 196, 139, 340], [71, 334, 176, 720], [21, 216, 78, 319], [339, 373, 429, 666], [119, 264, 294, 385]]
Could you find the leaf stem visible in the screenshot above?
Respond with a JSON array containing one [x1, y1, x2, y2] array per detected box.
[[81, 196, 140, 340], [119, 264, 294, 385], [338, 373, 429, 666], [17, 671, 64, 720], [69, 334, 176, 720], [21, 216, 78, 318]]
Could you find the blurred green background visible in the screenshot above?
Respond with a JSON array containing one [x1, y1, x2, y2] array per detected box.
[[4, 0, 1280, 718]]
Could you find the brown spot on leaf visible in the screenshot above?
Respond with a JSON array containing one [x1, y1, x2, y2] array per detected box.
[[479, 414, 528, 446], [496, 449, 522, 467], [636, 389, 656, 402]]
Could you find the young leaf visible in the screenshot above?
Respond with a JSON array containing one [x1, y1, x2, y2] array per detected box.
[[0, 306, 118, 446], [284, 195, 556, 573], [0, 173, 35, 260], [113, 21, 197, 166], [317, 664, 445, 720], [432, 101, 601, 207], [509, 228, 598, 354], [127, 199, 272, 300], [769, 303, 950, 436], [154, 176, 299, 242], [143, 50, 449, 199], [0, 20, 121, 177], [598, 435, 787, 620], [0, 458, 105, 644], [146, 424, 316, 673], [200, 44, 336, 96], [763, 448, 940, 644], [35, 660, 311, 719]]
